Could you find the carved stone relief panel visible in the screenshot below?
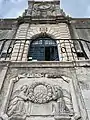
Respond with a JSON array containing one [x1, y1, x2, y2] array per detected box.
[[27, 1, 60, 17], [0, 74, 81, 120]]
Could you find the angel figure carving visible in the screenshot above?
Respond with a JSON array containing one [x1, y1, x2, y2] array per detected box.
[[7, 85, 30, 119], [52, 85, 73, 116]]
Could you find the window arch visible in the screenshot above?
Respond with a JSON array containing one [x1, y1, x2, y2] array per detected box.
[[28, 37, 59, 61]]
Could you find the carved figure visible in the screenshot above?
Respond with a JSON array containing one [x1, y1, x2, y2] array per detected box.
[[52, 86, 73, 115], [7, 85, 30, 118], [63, 89, 74, 114]]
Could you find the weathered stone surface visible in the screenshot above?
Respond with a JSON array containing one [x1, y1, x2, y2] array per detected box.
[[0, 0, 90, 120], [0, 61, 89, 120]]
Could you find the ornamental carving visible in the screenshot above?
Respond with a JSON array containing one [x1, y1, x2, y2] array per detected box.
[[19, 73, 63, 78], [0, 74, 81, 120], [7, 82, 73, 118], [28, 82, 62, 104]]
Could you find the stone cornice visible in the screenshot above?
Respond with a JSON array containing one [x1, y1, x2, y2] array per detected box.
[[17, 15, 70, 24], [0, 60, 90, 68]]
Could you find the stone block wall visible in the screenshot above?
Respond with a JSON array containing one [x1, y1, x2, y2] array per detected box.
[[0, 61, 90, 120]]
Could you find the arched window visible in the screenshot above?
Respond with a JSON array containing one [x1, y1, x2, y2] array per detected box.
[[28, 37, 59, 61]]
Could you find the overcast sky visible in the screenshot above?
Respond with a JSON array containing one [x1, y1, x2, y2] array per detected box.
[[0, 0, 90, 18]]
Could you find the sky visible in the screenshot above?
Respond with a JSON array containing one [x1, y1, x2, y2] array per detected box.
[[0, 0, 90, 18]]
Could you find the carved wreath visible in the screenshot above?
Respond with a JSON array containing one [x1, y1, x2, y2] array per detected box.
[[28, 82, 57, 104]]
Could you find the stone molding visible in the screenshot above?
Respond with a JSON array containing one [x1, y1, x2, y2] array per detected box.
[[0, 60, 90, 68], [9, 60, 90, 68]]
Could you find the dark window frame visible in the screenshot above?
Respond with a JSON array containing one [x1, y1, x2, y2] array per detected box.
[[27, 37, 59, 61]]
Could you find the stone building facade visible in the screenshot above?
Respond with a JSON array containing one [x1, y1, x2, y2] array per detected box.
[[0, 0, 90, 120]]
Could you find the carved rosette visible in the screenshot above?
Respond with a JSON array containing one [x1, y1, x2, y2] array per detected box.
[[28, 82, 58, 104]]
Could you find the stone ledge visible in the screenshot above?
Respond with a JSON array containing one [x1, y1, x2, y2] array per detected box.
[[54, 116, 71, 120], [0, 60, 90, 68]]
